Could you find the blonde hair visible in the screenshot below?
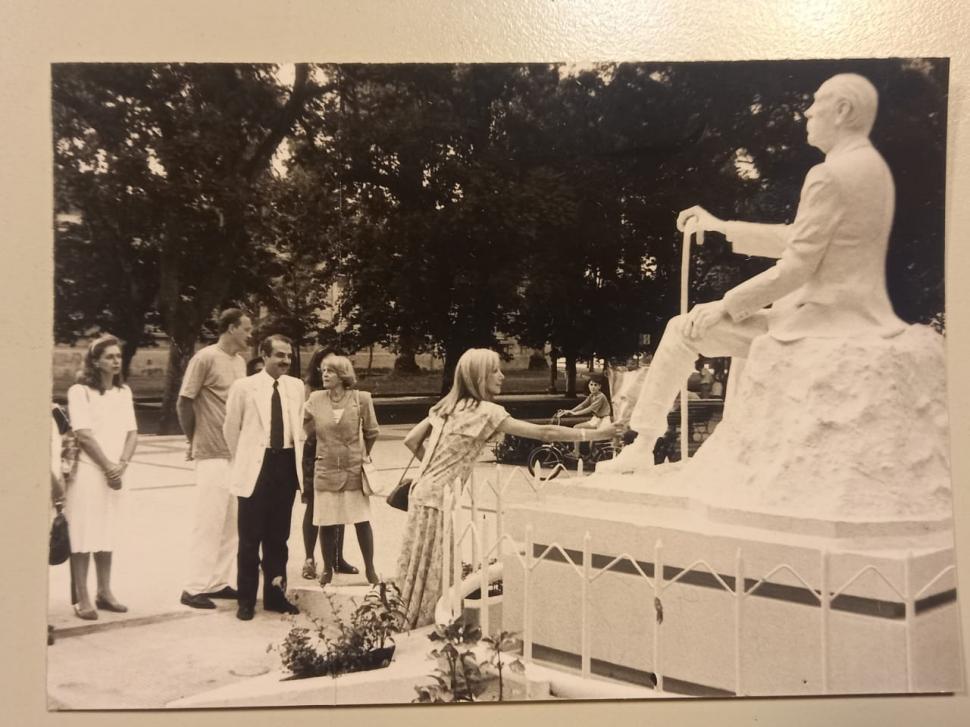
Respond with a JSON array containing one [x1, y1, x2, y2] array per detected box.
[[431, 348, 500, 418], [321, 354, 357, 389]]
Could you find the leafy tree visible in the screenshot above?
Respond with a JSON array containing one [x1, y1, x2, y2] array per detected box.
[[53, 63, 326, 430]]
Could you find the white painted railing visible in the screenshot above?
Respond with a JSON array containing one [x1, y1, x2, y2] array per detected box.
[[510, 527, 957, 695], [436, 461, 956, 695]]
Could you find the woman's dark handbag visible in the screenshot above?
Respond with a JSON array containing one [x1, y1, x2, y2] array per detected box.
[[49, 511, 70, 565], [385, 473, 414, 511], [386, 416, 446, 511]]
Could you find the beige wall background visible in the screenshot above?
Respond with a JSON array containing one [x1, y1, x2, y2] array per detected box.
[[1, 1, 968, 725]]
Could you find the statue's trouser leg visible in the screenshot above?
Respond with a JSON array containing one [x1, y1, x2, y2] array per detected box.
[[628, 313, 767, 442]]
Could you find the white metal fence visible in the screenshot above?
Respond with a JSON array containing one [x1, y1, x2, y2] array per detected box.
[[437, 462, 959, 695]]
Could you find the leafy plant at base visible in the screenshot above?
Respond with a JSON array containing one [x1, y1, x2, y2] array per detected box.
[[412, 619, 524, 703], [277, 582, 408, 680], [481, 632, 525, 702]]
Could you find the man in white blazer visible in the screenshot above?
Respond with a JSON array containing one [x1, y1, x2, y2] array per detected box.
[[223, 334, 305, 620], [608, 73, 906, 471]]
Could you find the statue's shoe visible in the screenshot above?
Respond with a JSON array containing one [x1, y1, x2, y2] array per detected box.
[[597, 437, 655, 474]]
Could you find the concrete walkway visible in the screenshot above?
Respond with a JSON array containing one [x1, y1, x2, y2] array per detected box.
[[46, 429, 545, 709]]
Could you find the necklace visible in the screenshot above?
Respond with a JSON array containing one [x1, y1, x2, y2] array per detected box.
[[328, 388, 349, 404]]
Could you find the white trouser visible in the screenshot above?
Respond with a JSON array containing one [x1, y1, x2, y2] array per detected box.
[[627, 311, 768, 441], [183, 458, 238, 595]]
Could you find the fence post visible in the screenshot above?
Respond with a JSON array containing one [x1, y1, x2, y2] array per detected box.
[[469, 469, 479, 569], [820, 549, 829, 695], [523, 524, 534, 663], [478, 515, 490, 637], [734, 547, 744, 697], [581, 531, 592, 678], [452, 502, 462, 619], [494, 464, 504, 560], [653, 539, 664, 693], [904, 550, 915, 692], [442, 488, 453, 622]]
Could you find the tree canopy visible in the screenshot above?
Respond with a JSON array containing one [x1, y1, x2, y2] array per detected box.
[[53, 59, 948, 412]]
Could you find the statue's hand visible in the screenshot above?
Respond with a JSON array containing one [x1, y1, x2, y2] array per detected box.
[[682, 300, 728, 340], [676, 205, 724, 235]]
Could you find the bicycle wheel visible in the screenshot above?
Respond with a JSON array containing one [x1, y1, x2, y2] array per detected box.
[[589, 443, 620, 468], [527, 445, 565, 481]]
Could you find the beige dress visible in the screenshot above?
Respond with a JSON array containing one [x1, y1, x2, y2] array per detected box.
[[395, 400, 510, 627]]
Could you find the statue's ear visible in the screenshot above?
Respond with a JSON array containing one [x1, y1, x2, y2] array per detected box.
[[834, 97, 854, 126]]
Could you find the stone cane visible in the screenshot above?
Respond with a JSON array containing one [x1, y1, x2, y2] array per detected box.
[[680, 218, 703, 460]]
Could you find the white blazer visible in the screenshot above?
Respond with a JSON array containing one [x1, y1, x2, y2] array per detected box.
[[223, 371, 306, 498]]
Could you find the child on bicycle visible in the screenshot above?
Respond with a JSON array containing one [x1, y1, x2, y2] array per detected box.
[[558, 372, 612, 456]]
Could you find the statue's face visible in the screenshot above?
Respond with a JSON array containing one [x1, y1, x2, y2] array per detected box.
[[804, 83, 840, 153]]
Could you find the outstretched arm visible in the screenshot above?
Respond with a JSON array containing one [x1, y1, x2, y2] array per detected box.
[[498, 417, 614, 443]]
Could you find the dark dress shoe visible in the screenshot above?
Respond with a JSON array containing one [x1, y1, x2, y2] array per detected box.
[[236, 603, 255, 621], [201, 586, 238, 599], [180, 591, 216, 609], [95, 596, 129, 613], [335, 559, 359, 575], [264, 599, 299, 615]]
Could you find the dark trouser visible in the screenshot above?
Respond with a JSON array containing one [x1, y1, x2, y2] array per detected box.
[[237, 449, 298, 609]]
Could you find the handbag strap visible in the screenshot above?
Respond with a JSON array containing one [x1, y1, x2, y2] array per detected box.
[[394, 413, 447, 490]]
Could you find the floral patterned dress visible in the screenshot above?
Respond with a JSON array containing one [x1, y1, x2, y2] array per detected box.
[[395, 400, 509, 628]]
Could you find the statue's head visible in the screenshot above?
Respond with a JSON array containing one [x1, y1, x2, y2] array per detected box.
[[805, 73, 878, 152]]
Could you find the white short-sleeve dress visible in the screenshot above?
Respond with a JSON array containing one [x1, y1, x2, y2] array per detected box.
[[65, 383, 138, 552]]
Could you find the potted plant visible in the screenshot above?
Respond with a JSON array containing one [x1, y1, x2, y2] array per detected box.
[[350, 581, 408, 670], [277, 582, 408, 680]]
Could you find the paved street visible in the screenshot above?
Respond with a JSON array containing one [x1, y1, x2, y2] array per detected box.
[[46, 426, 547, 709]]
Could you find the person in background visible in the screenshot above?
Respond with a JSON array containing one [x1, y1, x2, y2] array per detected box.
[[66, 335, 139, 620], [246, 357, 265, 376], [303, 354, 380, 586], [299, 348, 359, 581], [396, 348, 617, 628], [177, 308, 252, 610], [557, 371, 612, 456]]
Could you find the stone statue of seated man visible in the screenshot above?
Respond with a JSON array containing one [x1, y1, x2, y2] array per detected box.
[[604, 73, 907, 473]]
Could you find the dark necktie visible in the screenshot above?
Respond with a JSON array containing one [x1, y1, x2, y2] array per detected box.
[[271, 380, 284, 450]]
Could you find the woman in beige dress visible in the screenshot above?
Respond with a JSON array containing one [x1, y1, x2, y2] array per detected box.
[[396, 348, 617, 628], [303, 354, 380, 586]]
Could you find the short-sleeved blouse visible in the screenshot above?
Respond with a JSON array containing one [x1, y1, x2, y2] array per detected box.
[[410, 400, 510, 510], [67, 383, 138, 463]]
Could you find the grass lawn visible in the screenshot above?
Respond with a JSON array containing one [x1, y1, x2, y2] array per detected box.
[[54, 366, 583, 401]]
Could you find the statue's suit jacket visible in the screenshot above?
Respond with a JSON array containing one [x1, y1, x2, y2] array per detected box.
[[223, 371, 306, 498], [721, 137, 906, 342]]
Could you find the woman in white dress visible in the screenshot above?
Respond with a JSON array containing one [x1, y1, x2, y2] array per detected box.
[[66, 335, 138, 619]]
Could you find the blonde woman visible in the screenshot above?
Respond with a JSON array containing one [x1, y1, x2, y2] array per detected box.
[[66, 335, 139, 619], [396, 348, 616, 628], [303, 354, 380, 585]]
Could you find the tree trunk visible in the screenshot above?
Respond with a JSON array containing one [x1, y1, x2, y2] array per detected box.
[[394, 332, 421, 374], [565, 353, 577, 397], [366, 345, 374, 377], [157, 335, 197, 435], [547, 349, 559, 393]]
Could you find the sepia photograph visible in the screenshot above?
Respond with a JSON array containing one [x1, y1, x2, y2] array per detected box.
[[44, 56, 960, 709]]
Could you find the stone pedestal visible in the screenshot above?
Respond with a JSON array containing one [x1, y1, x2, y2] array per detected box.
[[502, 489, 961, 696], [501, 326, 961, 696]]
